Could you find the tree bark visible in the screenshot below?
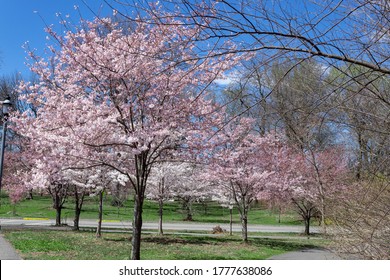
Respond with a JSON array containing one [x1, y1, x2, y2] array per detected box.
[[96, 190, 104, 238], [229, 208, 233, 236], [158, 199, 164, 235], [26, 189, 33, 200], [182, 198, 193, 221], [232, 184, 250, 242], [241, 215, 248, 242], [186, 202, 193, 221], [54, 191, 62, 226], [50, 184, 68, 227], [73, 207, 81, 231], [292, 198, 314, 236], [304, 215, 311, 236], [131, 192, 144, 260], [320, 202, 326, 234], [73, 188, 85, 231], [55, 206, 62, 227]]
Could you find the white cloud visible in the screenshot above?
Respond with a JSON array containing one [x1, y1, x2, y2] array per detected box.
[[214, 70, 241, 86]]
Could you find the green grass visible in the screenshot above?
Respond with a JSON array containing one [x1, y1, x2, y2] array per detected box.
[[0, 193, 303, 226], [2, 229, 327, 260]]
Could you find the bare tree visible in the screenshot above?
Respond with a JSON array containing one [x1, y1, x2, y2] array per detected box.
[[332, 179, 390, 259], [327, 65, 390, 179]]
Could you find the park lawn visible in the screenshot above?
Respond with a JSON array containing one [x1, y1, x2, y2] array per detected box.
[[2, 229, 327, 260], [0, 193, 302, 226]]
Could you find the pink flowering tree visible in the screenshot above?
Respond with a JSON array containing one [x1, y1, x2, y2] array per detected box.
[[263, 146, 349, 235], [258, 143, 305, 224], [3, 136, 33, 206], [13, 13, 235, 259], [301, 147, 349, 233], [205, 118, 296, 242], [169, 163, 212, 222], [28, 160, 71, 226], [60, 169, 91, 230], [146, 162, 179, 235], [9, 114, 92, 227], [86, 167, 129, 238], [146, 162, 210, 234]]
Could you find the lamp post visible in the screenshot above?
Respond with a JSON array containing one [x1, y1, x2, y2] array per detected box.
[[0, 98, 12, 194]]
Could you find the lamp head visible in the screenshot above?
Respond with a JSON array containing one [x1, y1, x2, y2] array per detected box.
[[2, 98, 12, 116]]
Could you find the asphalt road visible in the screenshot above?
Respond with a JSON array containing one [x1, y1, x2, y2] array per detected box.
[[0, 218, 319, 233]]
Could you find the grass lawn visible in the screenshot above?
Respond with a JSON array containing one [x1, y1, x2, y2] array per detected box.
[[0, 193, 303, 226], [2, 229, 328, 260]]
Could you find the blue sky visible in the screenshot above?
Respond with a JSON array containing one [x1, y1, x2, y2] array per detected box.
[[0, 0, 112, 77]]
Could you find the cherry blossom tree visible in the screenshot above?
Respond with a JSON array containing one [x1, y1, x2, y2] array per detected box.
[[86, 167, 129, 238], [304, 147, 349, 231], [169, 163, 211, 222], [2, 136, 32, 206], [264, 146, 349, 235], [9, 110, 92, 227], [62, 166, 130, 237], [146, 162, 178, 235], [147, 162, 211, 230], [205, 118, 298, 242], [13, 12, 235, 259], [61, 169, 90, 230], [28, 161, 70, 227]]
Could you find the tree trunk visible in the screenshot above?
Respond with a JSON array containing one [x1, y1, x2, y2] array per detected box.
[[55, 206, 62, 226], [96, 190, 104, 238], [320, 202, 326, 234], [292, 198, 313, 236], [54, 191, 62, 226], [73, 207, 81, 231], [304, 215, 311, 235], [26, 189, 33, 200], [158, 199, 164, 235], [241, 215, 248, 242], [50, 184, 68, 227], [131, 192, 144, 260], [185, 200, 193, 221], [73, 189, 85, 231], [229, 208, 233, 236], [232, 187, 249, 242]]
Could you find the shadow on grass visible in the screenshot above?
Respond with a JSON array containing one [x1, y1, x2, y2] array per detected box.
[[248, 238, 319, 251], [103, 237, 132, 242], [141, 235, 322, 252], [143, 236, 210, 245]]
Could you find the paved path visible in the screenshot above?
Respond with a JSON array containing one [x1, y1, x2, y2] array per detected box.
[[0, 218, 320, 233], [0, 233, 22, 260], [268, 248, 341, 260]]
